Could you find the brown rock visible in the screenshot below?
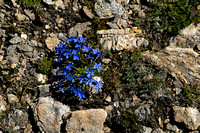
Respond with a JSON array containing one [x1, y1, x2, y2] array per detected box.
[[97, 28, 146, 51], [173, 106, 200, 130], [83, 6, 94, 19], [33, 97, 70, 133], [0, 95, 7, 114], [7, 94, 19, 103], [142, 46, 200, 87], [64, 109, 107, 133], [45, 33, 60, 51], [68, 22, 92, 36]]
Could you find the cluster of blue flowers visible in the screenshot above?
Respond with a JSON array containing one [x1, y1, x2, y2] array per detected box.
[[55, 36, 103, 100]]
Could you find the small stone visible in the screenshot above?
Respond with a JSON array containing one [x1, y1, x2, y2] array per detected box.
[[9, 35, 22, 44], [134, 104, 151, 120], [24, 9, 35, 20], [106, 22, 119, 29], [152, 128, 164, 133], [102, 58, 111, 64], [57, 33, 67, 42], [7, 94, 19, 103], [65, 109, 107, 133], [83, 6, 94, 19], [68, 22, 92, 37], [166, 123, 179, 132], [45, 33, 60, 51], [38, 84, 50, 97], [17, 44, 33, 52], [45, 25, 50, 29], [15, 12, 26, 21], [140, 126, 153, 133], [105, 96, 111, 102], [43, 0, 53, 5], [37, 73, 47, 84], [54, 0, 65, 9], [28, 40, 38, 47], [113, 101, 119, 107], [0, 95, 7, 113], [21, 34, 28, 40], [0, 55, 3, 61]]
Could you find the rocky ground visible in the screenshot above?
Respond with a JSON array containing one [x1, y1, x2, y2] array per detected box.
[[0, 0, 200, 133]]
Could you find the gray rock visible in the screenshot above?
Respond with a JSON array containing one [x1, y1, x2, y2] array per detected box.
[[0, 95, 7, 114], [68, 22, 92, 37], [7, 94, 19, 104], [32, 97, 70, 133], [43, 0, 53, 5], [95, 0, 125, 19], [6, 56, 19, 66], [166, 123, 179, 132], [9, 35, 22, 44], [0, 29, 5, 37], [57, 33, 67, 42], [38, 84, 50, 97], [24, 9, 35, 20], [152, 128, 164, 133], [8, 109, 29, 130], [7, 45, 17, 56], [173, 106, 200, 130], [28, 40, 38, 47], [83, 6, 94, 19], [64, 109, 107, 133], [33, 50, 40, 60], [17, 44, 33, 52], [139, 126, 152, 133], [134, 104, 151, 120], [106, 22, 119, 29]]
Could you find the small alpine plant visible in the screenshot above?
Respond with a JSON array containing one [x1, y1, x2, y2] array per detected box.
[[55, 36, 103, 100]]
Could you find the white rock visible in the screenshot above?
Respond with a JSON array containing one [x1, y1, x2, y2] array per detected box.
[[21, 34, 28, 40], [7, 94, 19, 103]]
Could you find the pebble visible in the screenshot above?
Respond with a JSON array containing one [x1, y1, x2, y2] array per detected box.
[[57, 33, 67, 42], [9, 35, 22, 44], [83, 6, 94, 19], [0, 55, 3, 61], [7, 94, 19, 103], [21, 34, 28, 40]]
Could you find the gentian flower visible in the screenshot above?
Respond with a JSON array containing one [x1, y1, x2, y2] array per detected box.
[[92, 48, 98, 55], [82, 45, 90, 53], [93, 81, 103, 91], [93, 62, 102, 72], [58, 80, 66, 95], [79, 36, 86, 43], [67, 36, 75, 43], [85, 67, 95, 78]]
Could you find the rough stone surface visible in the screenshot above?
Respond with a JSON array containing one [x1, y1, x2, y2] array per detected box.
[[173, 106, 200, 130], [134, 104, 151, 120], [142, 46, 200, 87], [0, 95, 7, 114], [17, 44, 33, 52], [68, 22, 92, 37], [33, 97, 70, 133], [83, 6, 94, 19], [7, 94, 19, 103], [95, 0, 125, 19], [9, 35, 22, 44], [8, 109, 29, 131], [170, 23, 200, 49], [24, 9, 35, 20], [140, 126, 153, 133], [97, 27, 146, 50], [64, 109, 107, 133], [45, 33, 60, 51]]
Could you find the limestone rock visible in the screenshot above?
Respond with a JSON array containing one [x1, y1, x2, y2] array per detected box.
[[173, 106, 200, 130], [97, 27, 146, 50], [170, 23, 200, 49], [0, 95, 7, 114], [95, 0, 125, 19], [7, 94, 19, 104], [43, 0, 53, 5], [64, 109, 107, 133], [68, 22, 92, 37], [142, 46, 200, 87], [33, 97, 70, 133], [134, 104, 151, 120], [8, 109, 29, 131], [83, 6, 94, 19], [24, 9, 35, 20], [9, 35, 22, 44], [45, 33, 60, 51]]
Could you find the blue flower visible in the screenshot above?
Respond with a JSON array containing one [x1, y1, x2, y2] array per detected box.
[[87, 53, 94, 60], [67, 36, 75, 43], [92, 48, 98, 55], [56, 66, 59, 75], [63, 51, 71, 59], [73, 54, 80, 60], [78, 75, 85, 84], [93, 81, 103, 91], [93, 62, 102, 72], [73, 37, 79, 43], [58, 80, 66, 95], [74, 88, 86, 100], [75, 43, 82, 48], [82, 45, 90, 53], [79, 36, 86, 43], [84, 77, 95, 86], [97, 51, 103, 57], [85, 67, 95, 78]]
